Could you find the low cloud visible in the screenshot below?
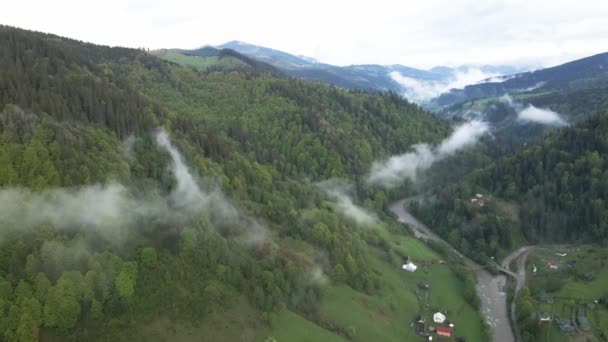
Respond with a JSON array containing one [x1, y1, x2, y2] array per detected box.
[[485, 75, 516, 83], [156, 129, 210, 210], [368, 120, 489, 188], [0, 129, 268, 245], [0, 184, 136, 242], [122, 135, 136, 159], [518, 81, 546, 92], [308, 265, 329, 286], [501, 95, 568, 126], [517, 105, 567, 126], [316, 179, 378, 226], [390, 68, 500, 103]]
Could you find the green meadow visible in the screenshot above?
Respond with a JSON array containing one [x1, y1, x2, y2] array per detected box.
[[260, 230, 484, 342]]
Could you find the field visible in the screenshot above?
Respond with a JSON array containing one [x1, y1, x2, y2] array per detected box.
[[525, 246, 608, 342]]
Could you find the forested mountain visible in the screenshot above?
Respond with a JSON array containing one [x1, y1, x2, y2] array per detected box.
[[216, 41, 318, 70], [434, 52, 608, 108], [429, 79, 608, 174], [412, 110, 608, 262], [156, 41, 445, 93], [429, 65, 528, 77], [0, 25, 489, 341]]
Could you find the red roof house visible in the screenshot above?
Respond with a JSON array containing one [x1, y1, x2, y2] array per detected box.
[[436, 326, 453, 337]]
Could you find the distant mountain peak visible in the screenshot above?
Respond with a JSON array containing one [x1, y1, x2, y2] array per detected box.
[[221, 40, 250, 47]]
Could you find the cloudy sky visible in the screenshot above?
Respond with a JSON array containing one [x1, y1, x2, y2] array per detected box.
[[2, 0, 607, 69]]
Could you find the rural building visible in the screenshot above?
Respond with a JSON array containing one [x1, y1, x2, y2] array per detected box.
[[418, 282, 430, 290], [577, 316, 591, 331], [583, 272, 595, 281], [559, 323, 575, 334], [577, 306, 591, 331], [436, 326, 453, 337], [538, 293, 553, 304], [402, 262, 417, 272], [415, 318, 428, 336], [536, 312, 551, 322], [556, 318, 575, 334], [469, 197, 488, 207], [433, 312, 446, 324], [546, 259, 559, 270]]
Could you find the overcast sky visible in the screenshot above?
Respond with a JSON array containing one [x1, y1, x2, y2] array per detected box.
[[2, 0, 607, 69]]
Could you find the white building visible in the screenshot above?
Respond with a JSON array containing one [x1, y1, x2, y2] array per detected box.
[[433, 312, 446, 324]]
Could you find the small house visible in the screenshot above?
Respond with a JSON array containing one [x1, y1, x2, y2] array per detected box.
[[547, 260, 558, 270], [536, 312, 551, 322], [436, 326, 453, 338], [538, 293, 553, 304], [556, 318, 575, 334], [558, 322, 575, 334], [577, 306, 591, 331], [433, 312, 446, 324], [470, 197, 488, 207], [577, 316, 591, 331], [415, 318, 428, 336], [402, 262, 417, 272]]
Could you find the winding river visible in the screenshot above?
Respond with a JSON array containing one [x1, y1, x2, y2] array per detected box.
[[390, 199, 527, 342]]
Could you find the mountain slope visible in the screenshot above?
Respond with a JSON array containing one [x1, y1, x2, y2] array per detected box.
[[474, 111, 608, 242], [434, 52, 608, 107], [181, 41, 446, 92], [429, 64, 529, 77], [0, 25, 486, 341], [218, 40, 317, 69], [411, 110, 608, 265]]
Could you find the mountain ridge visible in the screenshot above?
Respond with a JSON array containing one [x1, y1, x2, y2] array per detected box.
[[434, 51, 608, 107]]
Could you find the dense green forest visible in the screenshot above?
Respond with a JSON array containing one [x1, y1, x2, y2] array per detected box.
[[412, 110, 608, 263], [0, 26, 486, 341]]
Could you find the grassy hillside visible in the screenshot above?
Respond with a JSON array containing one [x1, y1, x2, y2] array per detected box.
[[152, 50, 248, 70], [0, 25, 484, 341]]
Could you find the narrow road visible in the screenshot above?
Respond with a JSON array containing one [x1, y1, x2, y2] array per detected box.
[[500, 246, 537, 293], [390, 199, 516, 342], [499, 245, 545, 342]]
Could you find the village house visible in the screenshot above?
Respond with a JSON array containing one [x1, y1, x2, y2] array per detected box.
[[418, 282, 430, 290], [546, 259, 559, 270], [577, 315, 591, 331], [538, 293, 553, 304], [433, 312, 446, 324], [469, 197, 488, 207], [555, 318, 575, 334], [583, 272, 595, 282], [536, 312, 551, 323], [436, 326, 453, 338], [415, 318, 429, 336], [577, 306, 591, 331]]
